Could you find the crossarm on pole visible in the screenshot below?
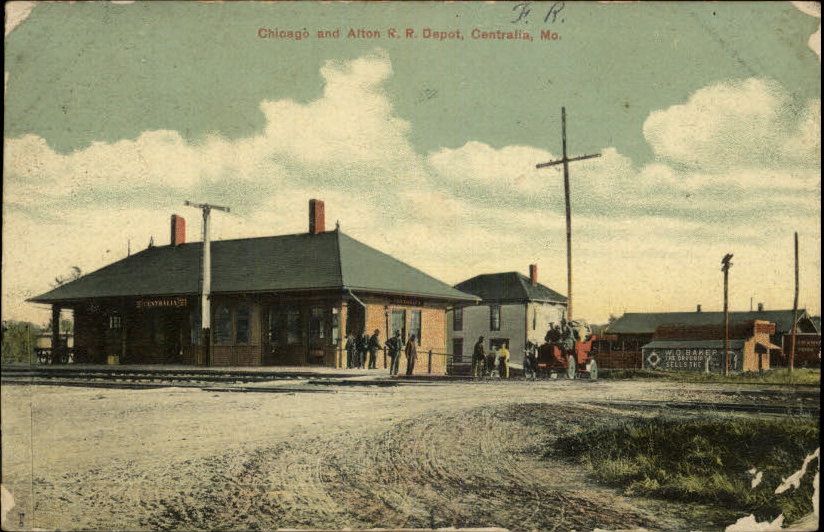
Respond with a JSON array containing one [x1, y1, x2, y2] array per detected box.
[[535, 152, 601, 169]]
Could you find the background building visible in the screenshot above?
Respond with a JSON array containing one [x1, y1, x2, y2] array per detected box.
[[447, 265, 567, 371], [640, 319, 780, 373], [30, 201, 478, 371], [601, 306, 818, 369]]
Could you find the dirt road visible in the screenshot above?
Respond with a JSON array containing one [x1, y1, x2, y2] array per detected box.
[[0, 378, 813, 530]]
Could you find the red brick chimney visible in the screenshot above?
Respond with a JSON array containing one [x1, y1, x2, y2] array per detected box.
[[170, 215, 186, 246], [529, 264, 538, 286], [309, 199, 325, 234]]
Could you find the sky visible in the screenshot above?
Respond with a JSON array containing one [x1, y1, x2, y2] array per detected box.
[[2, 1, 821, 325]]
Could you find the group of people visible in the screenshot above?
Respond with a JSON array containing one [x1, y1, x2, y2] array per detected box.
[[545, 318, 579, 357], [469, 318, 581, 380], [344, 329, 418, 376], [471, 336, 512, 378]]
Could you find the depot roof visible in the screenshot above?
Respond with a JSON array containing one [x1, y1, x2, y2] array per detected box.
[[30, 231, 479, 304]]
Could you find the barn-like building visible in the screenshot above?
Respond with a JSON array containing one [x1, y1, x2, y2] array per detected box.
[[600, 306, 819, 369], [30, 201, 478, 372]]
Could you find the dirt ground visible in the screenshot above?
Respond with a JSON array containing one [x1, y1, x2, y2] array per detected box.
[[0, 377, 816, 531]]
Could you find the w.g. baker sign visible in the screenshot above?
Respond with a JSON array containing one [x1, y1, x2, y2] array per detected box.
[[642, 346, 741, 372]]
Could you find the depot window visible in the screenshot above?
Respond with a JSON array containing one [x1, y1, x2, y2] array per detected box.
[[286, 309, 301, 345], [411, 310, 422, 345], [214, 305, 232, 344], [309, 306, 326, 341], [235, 305, 251, 345]]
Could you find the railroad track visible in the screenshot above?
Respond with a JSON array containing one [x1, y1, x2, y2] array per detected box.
[[0, 366, 402, 392], [594, 399, 819, 417]]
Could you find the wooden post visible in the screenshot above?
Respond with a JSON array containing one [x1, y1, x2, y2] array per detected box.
[[721, 253, 733, 376], [789, 232, 799, 373], [561, 108, 574, 321], [723, 269, 729, 375], [383, 306, 389, 369], [121, 304, 128, 363], [51, 305, 60, 365], [534, 108, 601, 323], [428, 349, 433, 374], [26, 324, 32, 366]]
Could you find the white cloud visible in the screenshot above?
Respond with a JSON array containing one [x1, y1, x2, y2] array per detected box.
[[643, 78, 819, 170], [4, 1, 36, 37], [792, 1, 821, 60]]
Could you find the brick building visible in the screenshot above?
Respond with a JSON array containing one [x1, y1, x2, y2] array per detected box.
[[447, 265, 568, 371], [640, 319, 780, 373], [599, 306, 818, 369], [30, 201, 478, 372]]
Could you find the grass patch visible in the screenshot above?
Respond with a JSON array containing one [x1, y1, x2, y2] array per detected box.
[[599, 368, 820, 386], [551, 416, 819, 523]]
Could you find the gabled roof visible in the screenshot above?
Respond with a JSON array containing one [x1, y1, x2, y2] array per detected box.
[[453, 272, 567, 304], [30, 231, 478, 304], [606, 309, 811, 335]]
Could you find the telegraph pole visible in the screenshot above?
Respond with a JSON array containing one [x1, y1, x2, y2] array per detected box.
[[721, 253, 733, 376], [185, 200, 230, 365], [535, 107, 601, 321], [789, 232, 799, 373]]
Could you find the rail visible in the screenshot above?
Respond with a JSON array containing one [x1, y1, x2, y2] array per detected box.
[[379, 347, 454, 374]]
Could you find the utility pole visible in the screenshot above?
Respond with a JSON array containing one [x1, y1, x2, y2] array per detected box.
[[185, 200, 230, 366], [721, 253, 734, 376], [535, 107, 601, 321], [789, 232, 799, 373]]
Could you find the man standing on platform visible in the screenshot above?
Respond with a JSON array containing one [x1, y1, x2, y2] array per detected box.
[[498, 342, 510, 379], [472, 336, 485, 378], [367, 329, 382, 369], [345, 333, 357, 369], [387, 330, 403, 375], [357, 331, 369, 369], [405, 334, 418, 376]]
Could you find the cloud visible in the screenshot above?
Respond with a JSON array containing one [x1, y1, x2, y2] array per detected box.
[[4, 1, 36, 37], [643, 78, 818, 171], [792, 1, 821, 60], [2, 53, 821, 324]]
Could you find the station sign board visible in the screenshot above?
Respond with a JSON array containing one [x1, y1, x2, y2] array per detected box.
[[135, 296, 188, 310]]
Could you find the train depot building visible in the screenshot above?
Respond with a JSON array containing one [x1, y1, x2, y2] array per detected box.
[[600, 306, 819, 370], [30, 201, 478, 372], [447, 265, 568, 371]]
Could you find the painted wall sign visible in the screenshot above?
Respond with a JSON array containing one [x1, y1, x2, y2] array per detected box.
[[643, 347, 741, 372], [135, 297, 188, 309]]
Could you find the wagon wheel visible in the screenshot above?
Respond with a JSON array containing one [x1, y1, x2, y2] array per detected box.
[[589, 359, 598, 381], [567, 355, 576, 379]]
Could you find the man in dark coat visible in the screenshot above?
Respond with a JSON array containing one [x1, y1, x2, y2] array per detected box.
[[405, 334, 418, 376], [545, 322, 561, 345], [345, 333, 357, 369], [387, 330, 403, 375], [357, 332, 369, 369], [472, 336, 485, 378], [367, 329, 382, 369]]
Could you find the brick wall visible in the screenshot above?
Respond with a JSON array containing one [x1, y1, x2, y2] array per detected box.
[[210, 345, 262, 366], [363, 302, 448, 374]]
